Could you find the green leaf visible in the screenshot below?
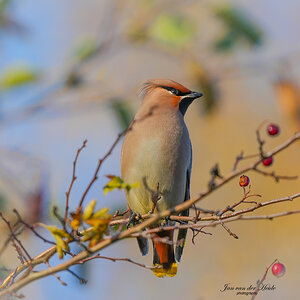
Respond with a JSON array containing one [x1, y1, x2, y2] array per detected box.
[[0, 0, 10, 14], [103, 175, 124, 195], [111, 100, 134, 130], [214, 5, 263, 50], [149, 13, 196, 47], [103, 175, 139, 195], [75, 38, 97, 62], [186, 60, 219, 114], [214, 30, 238, 51], [0, 65, 38, 89], [0, 193, 6, 210]]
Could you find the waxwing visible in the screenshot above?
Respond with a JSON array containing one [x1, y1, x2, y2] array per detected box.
[[121, 79, 202, 277]]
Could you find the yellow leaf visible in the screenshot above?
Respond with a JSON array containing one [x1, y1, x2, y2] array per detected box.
[[89, 232, 102, 247], [39, 223, 71, 259], [84, 218, 110, 227], [0, 65, 38, 89], [81, 228, 104, 247], [70, 210, 82, 230], [40, 223, 71, 238], [70, 218, 81, 230], [93, 207, 110, 218], [103, 176, 123, 195], [54, 235, 70, 259], [83, 199, 96, 220]]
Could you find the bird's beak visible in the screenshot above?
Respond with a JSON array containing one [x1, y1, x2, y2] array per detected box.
[[187, 91, 203, 99], [179, 91, 203, 115]]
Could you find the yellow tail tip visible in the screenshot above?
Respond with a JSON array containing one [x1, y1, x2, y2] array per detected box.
[[153, 263, 177, 278]]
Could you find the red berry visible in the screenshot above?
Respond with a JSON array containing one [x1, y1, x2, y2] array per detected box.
[[267, 124, 280, 136], [262, 156, 273, 166], [272, 262, 286, 278], [239, 175, 250, 187]]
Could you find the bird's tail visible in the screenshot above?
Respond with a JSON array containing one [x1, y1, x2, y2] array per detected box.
[[136, 236, 149, 256], [152, 230, 177, 278]]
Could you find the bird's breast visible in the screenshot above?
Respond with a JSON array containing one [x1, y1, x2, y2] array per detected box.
[[121, 111, 191, 214]]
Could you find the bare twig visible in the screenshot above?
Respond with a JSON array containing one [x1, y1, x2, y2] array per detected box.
[[253, 167, 298, 182], [0, 213, 32, 264], [219, 221, 238, 239], [0, 132, 299, 297], [0, 222, 24, 258], [251, 259, 277, 300], [64, 140, 87, 229], [13, 209, 56, 246], [66, 269, 87, 284], [78, 128, 130, 210], [232, 151, 260, 171], [77, 253, 154, 270]]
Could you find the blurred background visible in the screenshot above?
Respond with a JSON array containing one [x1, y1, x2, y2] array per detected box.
[[0, 0, 300, 299]]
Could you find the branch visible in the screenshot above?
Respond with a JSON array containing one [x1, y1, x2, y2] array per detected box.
[[252, 167, 297, 182], [0, 131, 299, 297]]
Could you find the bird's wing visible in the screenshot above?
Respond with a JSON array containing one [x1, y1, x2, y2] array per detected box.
[[175, 148, 192, 262]]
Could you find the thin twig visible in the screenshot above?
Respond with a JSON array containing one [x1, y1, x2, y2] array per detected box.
[[78, 129, 130, 210], [77, 254, 154, 270], [0, 213, 32, 263], [64, 139, 87, 230], [253, 167, 298, 182], [13, 209, 56, 246], [0, 132, 299, 297], [66, 269, 87, 284], [251, 259, 277, 300], [219, 220, 239, 239]]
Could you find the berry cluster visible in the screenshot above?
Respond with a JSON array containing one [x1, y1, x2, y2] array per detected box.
[[239, 123, 281, 187], [262, 123, 280, 167]]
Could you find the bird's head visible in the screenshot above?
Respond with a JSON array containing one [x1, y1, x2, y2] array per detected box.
[[139, 79, 203, 115]]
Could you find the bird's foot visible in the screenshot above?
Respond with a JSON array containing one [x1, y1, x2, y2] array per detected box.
[[127, 211, 141, 229], [149, 182, 161, 214], [148, 202, 157, 214]]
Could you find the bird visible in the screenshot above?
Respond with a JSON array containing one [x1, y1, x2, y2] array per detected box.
[[121, 79, 202, 277]]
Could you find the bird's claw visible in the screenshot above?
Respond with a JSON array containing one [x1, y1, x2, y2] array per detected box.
[[127, 211, 141, 228]]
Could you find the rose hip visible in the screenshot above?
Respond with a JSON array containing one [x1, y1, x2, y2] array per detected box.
[[262, 156, 273, 166], [267, 124, 280, 136], [272, 262, 286, 278], [239, 175, 250, 187]]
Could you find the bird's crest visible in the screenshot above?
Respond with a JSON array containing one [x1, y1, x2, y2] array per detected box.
[[139, 79, 190, 100]]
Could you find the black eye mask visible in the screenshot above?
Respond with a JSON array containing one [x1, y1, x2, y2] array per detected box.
[[159, 85, 190, 97]]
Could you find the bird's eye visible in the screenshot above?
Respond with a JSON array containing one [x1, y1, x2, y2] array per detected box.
[[169, 88, 179, 95]]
